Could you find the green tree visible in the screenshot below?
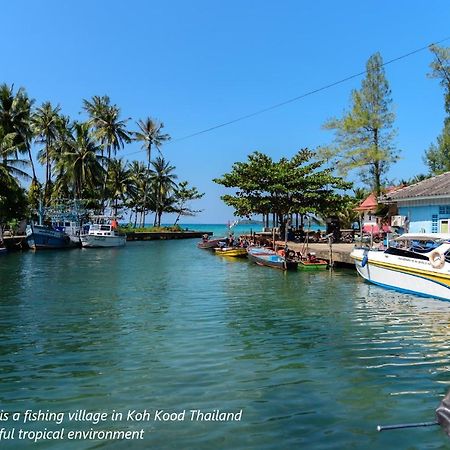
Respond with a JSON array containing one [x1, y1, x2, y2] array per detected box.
[[0, 84, 35, 180], [213, 149, 351, 225], [55, 122, 104, 198], [150, 156, 177, 227], [172, 181, 204, 225], [134, 118, 170, 169], [32, 101, 61, 203], [127, 160, 149, 227], [0, 168, 28, 233], [424, 45, 450, 174], [320, 52, 397, 196], [106, 158, 133, 216]]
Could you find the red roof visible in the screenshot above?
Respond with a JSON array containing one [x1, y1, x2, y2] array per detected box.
[[354, 193, 378, 212]]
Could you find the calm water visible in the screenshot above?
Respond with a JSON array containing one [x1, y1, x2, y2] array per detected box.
[[1, 237, 450, 449]]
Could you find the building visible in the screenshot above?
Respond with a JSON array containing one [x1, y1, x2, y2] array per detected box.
[[382, 172, 450, 234], [354, 193, 380, 232]]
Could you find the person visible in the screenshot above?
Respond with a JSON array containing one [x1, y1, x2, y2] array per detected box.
[[404, 216, 410, 233]]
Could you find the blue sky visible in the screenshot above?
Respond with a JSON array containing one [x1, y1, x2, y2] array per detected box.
[[2, 0, 450, 223]]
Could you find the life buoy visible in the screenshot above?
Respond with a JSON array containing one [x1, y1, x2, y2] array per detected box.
[[429, 250, 446, 269]]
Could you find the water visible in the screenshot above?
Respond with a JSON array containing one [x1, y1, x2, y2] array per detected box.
[[1, 239, 450, 449]]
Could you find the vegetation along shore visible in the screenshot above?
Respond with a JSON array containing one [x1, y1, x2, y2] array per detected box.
[[1, 46, 449, 245]]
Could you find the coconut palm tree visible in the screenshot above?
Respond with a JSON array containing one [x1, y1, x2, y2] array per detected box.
[[55, 122, 104, 199], [127, 160, 149, 227], [149, 156, 177, 227], [106, 158, 134, 216], [32, 101, 61, 202], [83, 95, 131, 161], [0, 84, 35, 179], [0, 131, 31, 182], [134, 118, 170, 169]]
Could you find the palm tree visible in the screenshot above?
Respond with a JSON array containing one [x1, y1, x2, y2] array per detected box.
[[0, 84, 35, 179], [149, 156, 177, 227], [127, 160, 148, 227], [83, 95, 131, 160], [106, 158, 133, 216], [83, 96, 131, 209], [134, 118, 170, 169], [32, 101, 61, 202], [0, 131, 31, 182], [55, 122, 104, 199]]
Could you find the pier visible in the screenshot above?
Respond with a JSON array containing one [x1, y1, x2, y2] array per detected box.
[[125, 230, 213, 241], [284, 242, 355, 267]]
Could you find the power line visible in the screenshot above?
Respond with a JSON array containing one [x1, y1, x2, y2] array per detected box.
[[123, 36, 450, 157]]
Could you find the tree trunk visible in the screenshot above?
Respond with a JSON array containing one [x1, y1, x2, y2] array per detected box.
[[373, 128, 381, 196]]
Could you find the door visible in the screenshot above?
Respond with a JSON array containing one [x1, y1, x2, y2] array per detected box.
[[440, 219, 449, 233]]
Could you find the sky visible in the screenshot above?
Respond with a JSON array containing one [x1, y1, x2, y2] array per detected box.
[[2, 0, 450, 223]]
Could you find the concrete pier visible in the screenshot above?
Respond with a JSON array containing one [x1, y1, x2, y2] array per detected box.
[[125, 230, 213, 241], [284, 242, 355, 267]]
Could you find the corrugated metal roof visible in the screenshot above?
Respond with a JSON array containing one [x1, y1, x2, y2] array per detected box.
[[382, 172, 450, 201]]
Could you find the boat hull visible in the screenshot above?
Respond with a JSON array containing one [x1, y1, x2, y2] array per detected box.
[[26, 225, 78, 250], [81, 234, 126, 248], [298, 261, 328, 270], [214, 247, 247, 257], [351, 247, 450, 300], [197, 238, 226, 249], [247, 248, 298, 270]]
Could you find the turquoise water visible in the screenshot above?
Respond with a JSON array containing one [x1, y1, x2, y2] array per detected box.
[[183, 223, 322, 237], [1, 238, 450, 449]]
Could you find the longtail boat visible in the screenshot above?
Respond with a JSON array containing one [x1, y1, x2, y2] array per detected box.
[[197, 235, 226, 249], [247, 247, 298, 270], [214, 247, 247, 257]]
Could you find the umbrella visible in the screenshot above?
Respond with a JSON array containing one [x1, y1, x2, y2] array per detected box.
[[377, 390, 450, 436]]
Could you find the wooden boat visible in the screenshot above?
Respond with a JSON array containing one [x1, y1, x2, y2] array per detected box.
[[247, 247, 298, 270], [214, 246, 247, 257], [297, 253, 328, 270], [197, 236, 226, 249]]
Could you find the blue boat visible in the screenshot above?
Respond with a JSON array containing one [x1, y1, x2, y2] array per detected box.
[[247, 246, 298, 270], [26, 223, 78, 250], [26, 200, 82, 250]]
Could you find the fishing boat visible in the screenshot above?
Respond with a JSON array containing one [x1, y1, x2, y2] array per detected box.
[[297, 252, 328, 270], [197, 234, 226, 249], [350, 233, 450, 300], [26, 223, 78, 250], [247, 246, 298, 270], [214, 246, 247, 257], [80, 216, 126, 248], [25, 200, 84, 250]]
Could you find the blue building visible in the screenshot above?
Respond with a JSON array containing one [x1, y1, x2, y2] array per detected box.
[[382, 172, 450, 234]]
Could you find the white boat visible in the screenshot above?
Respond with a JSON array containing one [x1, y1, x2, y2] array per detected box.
[[350, 233, 450, 301], [80, 217, 126, 248]]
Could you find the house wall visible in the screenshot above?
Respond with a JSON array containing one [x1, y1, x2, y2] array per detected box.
[[398, 203, 450, 233]]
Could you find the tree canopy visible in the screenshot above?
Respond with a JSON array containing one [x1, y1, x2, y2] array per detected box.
[[213, 148, 352, 223], [424, 45, 450, 174], [320, 52, 398, 196]]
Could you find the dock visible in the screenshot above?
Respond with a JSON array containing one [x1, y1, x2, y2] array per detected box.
[[283, 242, 355, 267], [125, 230, 212, 241]]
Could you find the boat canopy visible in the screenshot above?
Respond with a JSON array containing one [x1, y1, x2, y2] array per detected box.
[[393, 233, 450, 242]]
